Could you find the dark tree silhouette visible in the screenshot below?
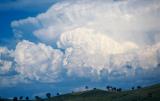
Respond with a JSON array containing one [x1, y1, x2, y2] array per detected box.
[[93, 88, 97, 90], [19, 96, 23, 100], [113, 87, 117, 91], [137, 86, 141, 89], [72, 91, 74, 93], [117, 88, 122, 92], [119, 88, 122, 92], [26, 96, 29, 100], [85, 86, 89, 90], [132, 87, 134, 90], [106, 86, 110, 91], [57, 93, 60, 96], [13, 97, 18, 101], [46, 93, 51, 98]]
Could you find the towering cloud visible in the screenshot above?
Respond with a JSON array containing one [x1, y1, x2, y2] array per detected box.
[[0, 0, 159, 86], [58, 28, 138, 79], [59, 28, 160, 80], [11, 0, 160, 45]]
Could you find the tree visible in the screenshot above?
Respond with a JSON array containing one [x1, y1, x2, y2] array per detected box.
[[117, 88, 122, 92], [19, 96, 23, 100], [13, 97, 18, 101], [137, 86, 141, 89], [57, 93, 60, 96], [26, 96, 29, 100], [113, 87, 117, 91], [106, 86, 110, 91], [46, 93, 51, 98], [93, 88, 97, 90], [132, 87, 134, 90], [85, 86, 88, 90]]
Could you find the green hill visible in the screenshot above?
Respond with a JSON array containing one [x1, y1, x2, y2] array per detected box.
[[1, 83, 160, 101], [45, 84, 160, 101]]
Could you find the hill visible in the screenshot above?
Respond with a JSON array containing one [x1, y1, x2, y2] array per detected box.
[[45, 84, 160, 101], [0, 83, 160, 101]]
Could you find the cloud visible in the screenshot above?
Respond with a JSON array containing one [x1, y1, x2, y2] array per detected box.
[[1, 38, 159, 86], [0, 75, 30, 87], [14, 40, 63, 83], [11, 0, 160, 46], [0, 41, 64, 87], [0, 47, 14, 75], [58, 28, 138, 79], [0, 61, 12, 74], [1, 0, 159, 86], [57, 28, 160, 81]]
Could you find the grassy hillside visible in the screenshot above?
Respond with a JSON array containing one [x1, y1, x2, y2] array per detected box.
[[44, 84, 160, 101], [1, 83, 160, 101]]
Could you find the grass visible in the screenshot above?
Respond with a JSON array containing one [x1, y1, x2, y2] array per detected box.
[[44, 83, 160, 101], [1, 83, 160, 101]]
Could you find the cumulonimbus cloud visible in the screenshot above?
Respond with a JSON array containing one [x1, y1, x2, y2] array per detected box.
[[1, 0, 160, 86], [11, 0, 160, 45]]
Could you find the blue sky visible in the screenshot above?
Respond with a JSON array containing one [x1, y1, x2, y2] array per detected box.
[[0, 0, 160, 99], [0, 0, 59, 48]]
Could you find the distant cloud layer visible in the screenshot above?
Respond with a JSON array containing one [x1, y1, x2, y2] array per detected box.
[[0, 0, 160, 87]]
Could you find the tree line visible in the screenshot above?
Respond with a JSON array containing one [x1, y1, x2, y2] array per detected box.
[[0, 85, 142, 101]]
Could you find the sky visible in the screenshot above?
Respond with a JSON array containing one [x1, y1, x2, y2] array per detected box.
[[0, 0, 160, 99]]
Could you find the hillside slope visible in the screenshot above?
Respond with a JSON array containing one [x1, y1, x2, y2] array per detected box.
[[0, 84, 160, 101], [45, 84, 160, 101]]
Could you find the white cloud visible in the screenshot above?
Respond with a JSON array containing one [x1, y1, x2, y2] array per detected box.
[[14, 40, 63, 83], [3, 0, 160, 85], [11, 0, 160, 45], [0, 47, 14, 74], [58, 28, 160, 80], [57, 28, 138, 79], [33, 26, 60, 45], [0, 60, 12, 74], [0, 75, 30, 87]]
